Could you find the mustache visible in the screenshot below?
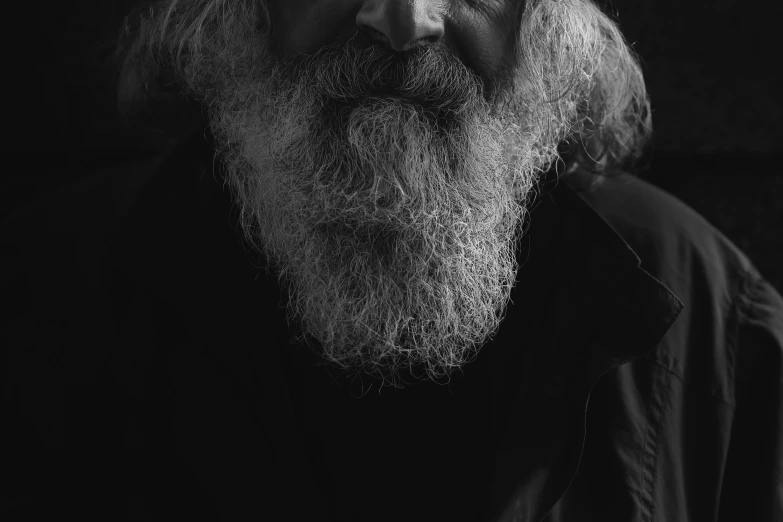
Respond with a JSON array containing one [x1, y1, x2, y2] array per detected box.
[[280, 29, 488, 114]]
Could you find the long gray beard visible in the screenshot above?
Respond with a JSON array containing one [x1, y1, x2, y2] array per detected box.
[[124, 0, 627, 387], [208, 70, 548, 388]]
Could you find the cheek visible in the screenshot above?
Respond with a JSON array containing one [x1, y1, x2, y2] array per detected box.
[[269, 0, 358, 58], [447, 6, 520, 91]]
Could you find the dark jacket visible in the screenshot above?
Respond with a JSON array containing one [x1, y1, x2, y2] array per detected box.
[[3, 129, 782, 522]]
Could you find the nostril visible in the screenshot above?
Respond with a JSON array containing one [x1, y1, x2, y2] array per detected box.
[[361, 25, 389, 43], [356, 1, 445, 52]]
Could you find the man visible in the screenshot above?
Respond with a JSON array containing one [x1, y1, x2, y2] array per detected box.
[[3, 0, 781, 521]]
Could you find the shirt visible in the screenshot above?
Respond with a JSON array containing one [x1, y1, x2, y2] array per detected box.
[[3, 128, 782, 521]]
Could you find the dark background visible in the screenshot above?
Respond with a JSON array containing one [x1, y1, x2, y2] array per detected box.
[[8, 0, 782, 291]]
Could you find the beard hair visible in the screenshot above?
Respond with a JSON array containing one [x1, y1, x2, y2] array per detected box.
[[143, 0, 602, 388]]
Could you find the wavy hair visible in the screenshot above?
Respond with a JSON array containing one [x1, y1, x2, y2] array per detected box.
[[521, 1, 652, 186], [113, 0, 652, 188]]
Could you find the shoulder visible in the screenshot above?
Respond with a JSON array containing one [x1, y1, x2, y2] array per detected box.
[[564, 171, 783, 522], [568, 170, 757, 294], [567, 170, 776, 403]]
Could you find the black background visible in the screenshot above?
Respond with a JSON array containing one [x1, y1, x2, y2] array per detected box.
[[8, 0, 782, 290]]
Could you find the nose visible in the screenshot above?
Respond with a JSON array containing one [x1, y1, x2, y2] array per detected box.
[[356, 0, 446, 52]]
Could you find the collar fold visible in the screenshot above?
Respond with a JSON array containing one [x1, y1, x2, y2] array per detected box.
[[484, 178, 683, 522]]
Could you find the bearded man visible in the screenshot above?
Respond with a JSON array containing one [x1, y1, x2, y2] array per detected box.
[[3, 0, 782, 521]]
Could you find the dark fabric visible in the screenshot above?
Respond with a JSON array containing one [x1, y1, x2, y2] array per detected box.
[[3, 129, 781, 522]]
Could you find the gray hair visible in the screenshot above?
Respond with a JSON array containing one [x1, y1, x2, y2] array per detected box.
[[113, 0, 652, 187]]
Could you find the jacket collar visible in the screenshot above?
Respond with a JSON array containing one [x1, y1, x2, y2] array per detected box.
[[481, 172, 684, 521], [121, 129, 684, 522]]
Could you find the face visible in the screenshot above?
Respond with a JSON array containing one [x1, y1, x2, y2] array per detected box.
[[268, 0, 524, 100], [145, 0, 606, 387]]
